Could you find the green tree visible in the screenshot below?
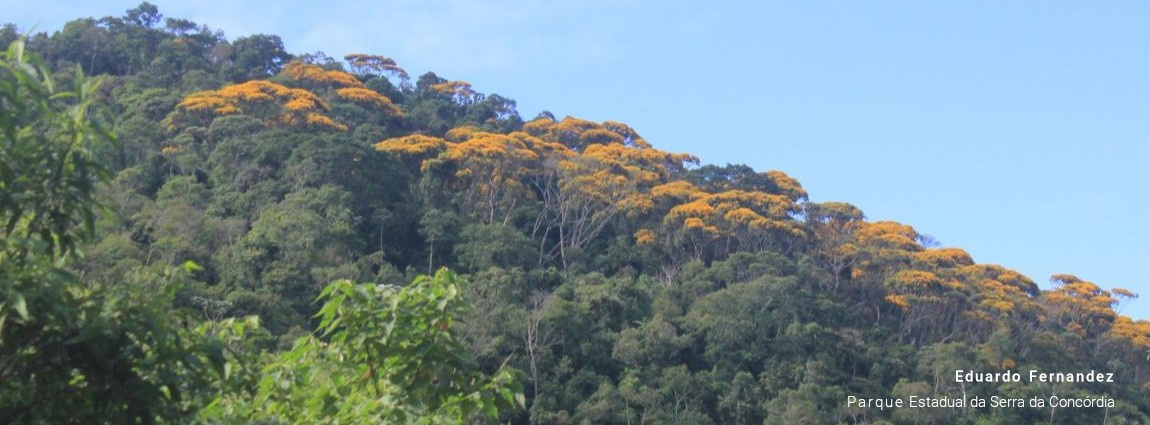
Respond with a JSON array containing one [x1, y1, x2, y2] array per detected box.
[[0, 39, 227, 424], [202, 269, 524, 424], [455, 223, 534, 272], [221, 34, 291, 82]]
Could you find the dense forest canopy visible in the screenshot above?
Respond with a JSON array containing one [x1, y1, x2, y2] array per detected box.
[[2, 3, 1148, 424]]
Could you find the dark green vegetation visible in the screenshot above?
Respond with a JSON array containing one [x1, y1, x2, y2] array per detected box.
[[2, 3, 1148, 424]]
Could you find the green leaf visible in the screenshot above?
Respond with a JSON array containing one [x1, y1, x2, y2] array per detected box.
[[182, 260, 203, 273], [11, 291, 28, 320]]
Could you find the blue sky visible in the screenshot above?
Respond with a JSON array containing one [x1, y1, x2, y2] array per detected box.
[[8, 1, 1150, 318]]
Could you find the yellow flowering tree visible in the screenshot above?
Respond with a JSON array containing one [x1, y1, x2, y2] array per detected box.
[[168, 60, 400, 133]]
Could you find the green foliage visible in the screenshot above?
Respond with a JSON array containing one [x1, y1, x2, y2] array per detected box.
[[0, 40, 111, 260], [203, 269, 524, 424], [455, 223, 534, 272], [222, 34, 292, 82], [0, 39, 229, 423], [6, 5, 1150, 424]]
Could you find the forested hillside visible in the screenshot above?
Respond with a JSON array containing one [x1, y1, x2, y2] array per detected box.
[[3, 3, 1149, 424]]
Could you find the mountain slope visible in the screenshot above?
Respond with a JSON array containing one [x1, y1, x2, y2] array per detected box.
[[4, 3, 1149, 424]]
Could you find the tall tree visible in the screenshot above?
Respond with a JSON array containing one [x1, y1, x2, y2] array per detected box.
[[0, 39, 227, 424]]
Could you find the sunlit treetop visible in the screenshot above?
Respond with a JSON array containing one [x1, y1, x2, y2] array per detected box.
[[374, 134, 450, 159], [687, 165, 807, 201], [344, 53, 409, 81], [634, 228, 658, 245], [667, 198, 718, 222], [510, 131, 573, 160], [180, 80, 293, 113], [578, 128, 626, 146], [446, 126, 571, 158], [891, 270, 943, 289], [681, 216, 722, 236], [522, 115, 559, 137], [282, 60, 362, 88], [335, 87, 401, 116], [287, 112, 348, 132], [885, 294, 911, 310], [975, 280, 1026, 313], [806, 201, 865, 224], [855, 221, 922, 252], [914, 247, 975, 268], [601, 121, 652, 148], [1108, 316, 1150, 350], [281, 60, 401, 116], [580, 143, 697, 186], [883, 268, 965, 311], [958, 264, 1040, 298], [429, 80, 482, 105], [378, 128, 556, 223], [1050, 274, 1111, 298], [444, 125, 480, 142], [172, 80, 347, 131], [707, 190, 800, 221], [442, 132, 540, 165], [651, 180, 703, 201], [1043, 274, 1119, 331], [524, 116, 628, 152], [765, 170, 808, 202], [664, 189, 805, 242], [171, 59, 402, 131], [377, 127, 575, 179], [1112, 287, 1139, 300]]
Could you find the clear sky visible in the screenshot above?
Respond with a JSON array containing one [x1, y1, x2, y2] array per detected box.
[[8, 1, 1149, 318]]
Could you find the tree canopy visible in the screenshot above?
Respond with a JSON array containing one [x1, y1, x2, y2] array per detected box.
[[3, 4, 1149, 424]]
